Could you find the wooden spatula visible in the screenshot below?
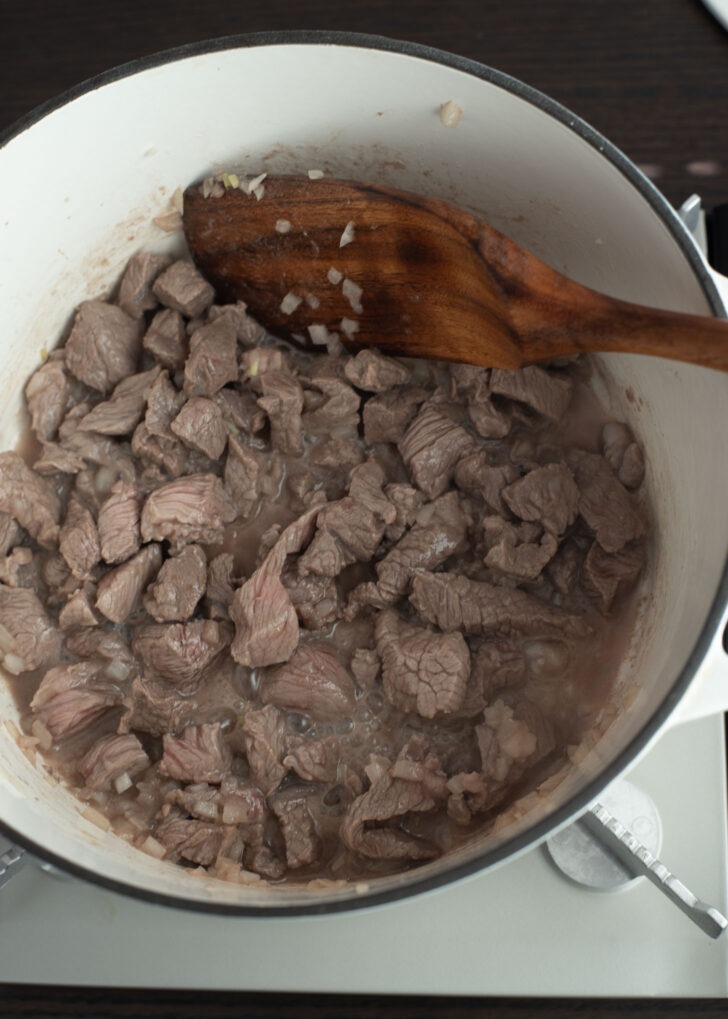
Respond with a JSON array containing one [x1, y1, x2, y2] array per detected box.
[[182, 174, 728, 371]]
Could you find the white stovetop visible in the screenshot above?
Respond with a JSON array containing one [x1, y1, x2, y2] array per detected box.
[[1, 713, 726, 998]]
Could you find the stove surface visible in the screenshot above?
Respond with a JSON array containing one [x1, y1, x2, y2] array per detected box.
[[1, 714, 725, 997]]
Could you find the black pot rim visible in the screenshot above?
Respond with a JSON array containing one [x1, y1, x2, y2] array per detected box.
[[1, 28, 726, 919]]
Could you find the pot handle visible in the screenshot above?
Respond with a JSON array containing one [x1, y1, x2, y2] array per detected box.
[[664, 603, 728, 728]]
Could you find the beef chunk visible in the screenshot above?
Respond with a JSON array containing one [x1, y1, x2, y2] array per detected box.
[[141, 474, 236, 550], [0, 513, 21, 558], [0, 583, 60, 673], [362, 385, 429, 445], [184, 317, 238, 398], [471, 641, 529, 702], [97, 483, 142, 564], [454, 452, 518, 515], [143, 308, 188, 371], [223, 436, 262, 520], [281, 569, 340, 631], [95, 542, 162, 623], [0, 452, 60, 548], [215, 388, 266, 437], [410, 572, 589, 638], [240, 348, 292, 384], [502, 463, 580, 536], [120, 675, 197, 736], [398, 404, 475, 499], [309, 436, 364, 472], [144, 372, 184, 438], [241, 704, 287, 794], [205, 553, 235, 618], [271, 791, 321, 869], [383, 483, 424, 542], [118, 252, 170, 319], [209, 301, 266, 347], [343, 349, 411, 392], [230, 506, 321, 668], [59, 496, 101, 577], [483, 521, 558, 582], [546, 538, 583, 595], [467, 395, 510, 439], [152, 260, 214, 318], [170, 397, 227, 459], [262, 644, 356, 722], [0, 546, 37, 589], [77, 366, 161, 436], [570, 451, 646, 553], [582, 539, 646, 614], [79, 733, 150, 790], [154, 813, 241, 866], [375, 609, 470, 718], [30, 662, 117, 738], [159, 723, 232, 783], [33, 443, 87, 476], [25, 358, 70, 442], [258, 371, 304, 456], [143, 544, 208, 622], [489, 366, 573, 421], [601, 421, 645, 490], [64, 301, 142, 394], [132, 619, 230, 690], [283, 735, 341, 784], [303, 375, 360, 434], [61, 433, 136, 487], [58, 585, 99, 629]]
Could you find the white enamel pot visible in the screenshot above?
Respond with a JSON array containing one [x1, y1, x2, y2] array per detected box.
[[0, 32, 726, 915]]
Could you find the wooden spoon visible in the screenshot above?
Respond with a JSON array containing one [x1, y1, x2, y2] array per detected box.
[[182, 175, 728, 371]]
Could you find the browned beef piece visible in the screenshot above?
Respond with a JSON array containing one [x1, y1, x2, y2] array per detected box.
[[545, 538, 583, 595], [398, 403, 475, 499], [453, 452, 517, 515], [95, 542, 162, 623], [343, 349, 411, 392], [117, 252, 170, 318], [362, 386, 429, 445], [283, 735, 341, 784], [59, 496, 101, 578], [41, 552, 82, 606], [0, 452, 60, 548], [77, 366, 161, 436], [261, 643, 356, 722], [64, 301, 142, 394], [601, 421, 645, 490], [471, 641, 529, 701], [309, 436, 364, 472], [230, 505, 321, 668], [141, 474, 236, 550], [204, 553, 235, 618], [130, 423, 188, 478], [62, 433, 136, 488], [350, 648, 380, 687], [24, 358, 70, 442], [302, 376, 360, 434], [281, 568, 340, 631], [170, 397, 227, 460], [79, 733, 150, 790], [0, 583, 60, 673], [165, 783, 221, 821], [467, 395, 510, 439], [154, 813, 241, 866], [215, 388, 266, 436], [144, 372, 184, 438], [143, 544, 208, 622], [167, 777, 266, 828], [241, 704, 287, 794], [58, 584, 99, 629], [0, 547, 37, 589], [271, 791, 321, 869], [132, 619, 230, 690], [0, 512, 20, 558], [502, 463, 580, 536], [183, 317, 238, 399], [569, 450, 646, 553], [143, 309, 188, 371], [159, 723, 232, 783], [97, 484, 142, 564], [489, 366, 573, 421], [375, 609, 470, 718], [120, 675, 197, 736], [208, 301, 266, 347], [30, 661, 117, 738], [383, 483, 424, 542], [258, 371, 304, 456], [484, 524, 558, 582], [152, 260, 214, 318], [410, 572, 589, 638], [582, 539, 646, 614], [33, 443, 87, 476], [223, 436, 262, 520], [298, 460, 395, 578]]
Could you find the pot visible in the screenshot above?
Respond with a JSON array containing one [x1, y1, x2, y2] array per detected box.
[[0, 32, 726, 915]]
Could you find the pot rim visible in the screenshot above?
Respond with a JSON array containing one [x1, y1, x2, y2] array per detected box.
[[0, 29, 726, 917]]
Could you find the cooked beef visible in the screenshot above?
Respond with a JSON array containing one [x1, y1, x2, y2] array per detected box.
[[144, 372, 184, 438], [64, 626, 134, 665], [184, 317, 238, 398], [410, 572, 589, 638], [0, 584, 60, 673], [545, 538, 583, 595], [502, 463, 580, 536], [154, 813, 241, 866], [209, 301, 267, 347], [215, 388, 266, 436], [131, 423, 188, 479], [468, 395, 511, 439], [582, 539, 646, 614], [59, 496, 101, 578], [383, 483, 424, 542], [601, 421, 645, 490], [140, 474, 236, 550], [159, 723, 232, 783], [570, 450, 646, 553], [453, 452, 518, 515], [33, 443, 87, 476], [170, 396, 227, 459], [223, 436, 261, 520], [0, 452, 60, 548], [132, 619, 229, 690], [484, 523, 558, 582], [97, 484, 142, 564], [281, 569, 340, 631], [204, 553, 235, 618], [30, 661, 118, 738], [118, 252, 170, 319], [303, 375, 360, 434], [343, 349, 411, 392], [398, 403, 475, 499], [271, 791, 321, 869], [79, 733, 150, 790], [95, 542, 162, 624], [0, 512, 21, 557], [375, 609, 470, 718], [77, 366, 161, 436], [0, 546, 37, 589], [261, 643, 356, 722], [61, 433, 136, 488], [309, 436, 364, 471], [490, 366, 573, 421], [120, 675, 196, 736], [25, 358, 70, 442], [241, 704, 287, 795], [152, 260, 215, 318], [283, 735, 341, 784], [58, 585, 99, 629], [143, 544, 208, 622], [143, 308, 188, 371], [471, 641, 529, 702], [362, 385, 429, 445], [64, 301, 142, 394], [258, 371, 304, 455]]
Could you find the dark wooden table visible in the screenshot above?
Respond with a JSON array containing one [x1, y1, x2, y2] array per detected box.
[[1, 1, 726, 1016]]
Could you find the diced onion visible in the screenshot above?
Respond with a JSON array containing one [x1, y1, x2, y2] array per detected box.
[[275, 219, 292, 234], [82, 805, 111, 831], [307, 169, 325, 179], [342, 277, 363, 313], [327, 267, 343, 285], [308, 323, 331, 346], [340, 317, 359, 340], [2, 653, 27, 675], [114, 772, 133, 794], [439, 100, 463, 127], [280, 292, 303, 315], [105, 659, 131, 682], [339, 221, 356, 247], [140, 835, 166, 859], [31, 719, 53, 751]]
